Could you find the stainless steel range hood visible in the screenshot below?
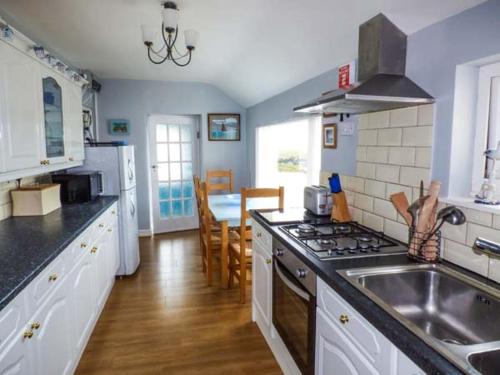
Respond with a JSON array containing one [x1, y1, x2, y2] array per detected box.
[[294, 14, 434, 115]]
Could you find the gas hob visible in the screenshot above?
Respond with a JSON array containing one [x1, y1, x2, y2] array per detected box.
[[279, 222, 407, 260]]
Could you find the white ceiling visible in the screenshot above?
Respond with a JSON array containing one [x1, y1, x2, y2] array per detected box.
[[0, 0, 485, 107]]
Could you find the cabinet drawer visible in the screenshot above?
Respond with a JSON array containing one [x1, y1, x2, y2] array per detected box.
[[252, 219, 272, 250], [0, 292, 27, 352], [317, 278, 392, 374], [27, 255, 67, 315]]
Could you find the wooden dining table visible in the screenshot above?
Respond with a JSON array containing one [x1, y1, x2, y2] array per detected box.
[[207, 193, 277, 288]]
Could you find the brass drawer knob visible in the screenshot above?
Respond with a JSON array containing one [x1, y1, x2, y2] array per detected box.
[[23, 330, 33, 339], [339, 314, 349, 324], [256, 232, 262, 238], [48, 274, 58, 282], [107, 228, 112, 232], [265, 259, 272, 264], [111, 210, 116, 215], [81, 242, 87, 248], [99, 223, 104, 228], [91, 247, 97, 254], [31, 322, 41, 330], [69, 157, 74, 161]]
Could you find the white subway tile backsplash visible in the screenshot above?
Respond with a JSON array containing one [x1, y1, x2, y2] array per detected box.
[[384, 219, 408, 243], [385, 183, 413, 203], [443, 240, 489, 277], [399, 167, 430, 187], [350, 177, 365, 193], [377, 128, 402, 146], [388, 147, 416, 166], [350, 207, 363, 223], [362, 211, 384, 231], [463, 208, 492, 227], [364, 180, 386, 199], [493, 215, 500, 230], [356, 162, 376, 179], [466, 223, 500, 247], [402, 126, 433, 147], [374, 198, 398, 220], [415, 147, 432, 168], [369, 111, 390, 129], [376, 165, 400, 183], [358, 130, 378, 146], [390, 107, 418, 127], [441, 221, 467, 244], [354, 193, 374, 212], [366, 146, 389, 163], [417, 104, 434, 126], [357, 114, 370, 130], [488, 257, 500, 284], [356, 146, 367, 162]]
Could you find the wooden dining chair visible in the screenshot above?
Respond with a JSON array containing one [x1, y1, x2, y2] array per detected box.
[[229, 186, 284, 303], [206, 169, 234, 194]]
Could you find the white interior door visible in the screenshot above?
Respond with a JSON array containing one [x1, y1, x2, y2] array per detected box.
[[149, 115, 199, 233]]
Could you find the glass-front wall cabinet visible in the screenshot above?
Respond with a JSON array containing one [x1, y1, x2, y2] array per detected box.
[[42, 76, 65, 158]]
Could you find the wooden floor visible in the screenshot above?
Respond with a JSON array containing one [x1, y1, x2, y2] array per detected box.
[[76, 230, 282, 375]]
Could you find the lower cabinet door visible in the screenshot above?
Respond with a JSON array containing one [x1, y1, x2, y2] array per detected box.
[[0, 328, 34, 375], [70, 251, 97, 353], [252, 242, 272, 328], [31, 280, 74, 375], [93, 233, 112, 309], [316, 308, 381, 375]]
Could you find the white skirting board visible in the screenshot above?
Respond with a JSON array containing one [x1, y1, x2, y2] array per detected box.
[[138, 229, 152, 237], [253, 303, 301, 375]]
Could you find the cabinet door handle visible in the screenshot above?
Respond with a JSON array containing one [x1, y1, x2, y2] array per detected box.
[[91, 247, 97, 254], [111, 210, 116, 215], [256, 232, 262, 238], [31, 322, 41, 330], [69, 156, 74, 161], [339, 314, 349, 324], [23, 330, 34, 339], [99, 223, 104, 228], [81, 242, 87, 248], [107, 228, 112, 232], [265, 259, 272, 264], [48, 274, 58, 282]]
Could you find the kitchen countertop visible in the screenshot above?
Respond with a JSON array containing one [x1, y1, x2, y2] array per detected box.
[[251, 209, 498, 375], [0, 196, 118, 311]]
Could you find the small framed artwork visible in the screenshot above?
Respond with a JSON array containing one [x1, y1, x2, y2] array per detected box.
[[323, 123, 337, 149], [108, 119, 130, 135], [208, 113, 240, 141]]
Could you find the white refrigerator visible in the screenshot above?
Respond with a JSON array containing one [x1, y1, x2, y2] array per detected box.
[[80, 145, 140, 275]]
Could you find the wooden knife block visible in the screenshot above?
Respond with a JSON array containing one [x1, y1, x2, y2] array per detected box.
[[331, 191, 352, 222]]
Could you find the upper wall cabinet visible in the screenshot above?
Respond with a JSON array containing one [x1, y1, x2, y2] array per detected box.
[[0, 42, 44, 172], [0, 40, 85, 179]]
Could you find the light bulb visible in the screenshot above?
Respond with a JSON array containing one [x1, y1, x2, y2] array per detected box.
[[184, 29, 199, 50]]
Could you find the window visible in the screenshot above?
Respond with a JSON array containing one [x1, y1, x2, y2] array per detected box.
[[256, 117, 321, 208], [472, 62, 500, 193]]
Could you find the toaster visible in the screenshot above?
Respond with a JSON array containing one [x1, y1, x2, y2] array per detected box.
[[304, 185, 333, 216]]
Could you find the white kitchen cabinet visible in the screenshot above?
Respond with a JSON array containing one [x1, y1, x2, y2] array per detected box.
[[0, 41, 43, 172], [93, 231, 113, 309], [0, 326, 34, 375], [396, 350, 426, 375], [63, 79, 84, 162], [252, 239, 273, 330], [31, 278, 74, 375], [316, 308, 381, 375]]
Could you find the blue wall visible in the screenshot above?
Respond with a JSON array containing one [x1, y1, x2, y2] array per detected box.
[[246, 68, 358, 185], [97, 79, 247, 230]]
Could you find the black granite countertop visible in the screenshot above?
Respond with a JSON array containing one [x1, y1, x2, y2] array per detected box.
[[251, 209, 493, 375], [0, 196, 118, 311]]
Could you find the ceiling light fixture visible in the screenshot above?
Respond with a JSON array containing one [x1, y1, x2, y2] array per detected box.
[[141, 1, 199, 67]]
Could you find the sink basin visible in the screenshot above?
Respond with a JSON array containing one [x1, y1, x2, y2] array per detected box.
[[338, 264, 500, 374]]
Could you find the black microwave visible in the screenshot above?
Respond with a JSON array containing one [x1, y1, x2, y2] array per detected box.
[[51, 171, 103, 203]]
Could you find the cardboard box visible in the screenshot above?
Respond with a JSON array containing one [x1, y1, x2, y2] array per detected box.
[[11, 184, 61, 216]]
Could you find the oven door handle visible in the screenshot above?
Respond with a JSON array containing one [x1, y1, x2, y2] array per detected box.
[[274, 261, 310, 302]]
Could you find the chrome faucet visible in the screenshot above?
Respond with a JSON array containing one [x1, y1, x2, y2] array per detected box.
[[473, 237, 500, 257]]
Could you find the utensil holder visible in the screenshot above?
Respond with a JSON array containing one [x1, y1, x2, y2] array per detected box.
[[408, 229, 441, 263]]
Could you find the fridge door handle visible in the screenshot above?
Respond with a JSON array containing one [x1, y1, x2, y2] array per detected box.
[[130, 198, 136, 217], [128, 159, 134, 181]]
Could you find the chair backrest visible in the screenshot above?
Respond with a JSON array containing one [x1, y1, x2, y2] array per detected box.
[[206, 169, 233, 194], [193, 175, 201, 211], [199, 182, 214, 246], [239, 187, 284, 250]]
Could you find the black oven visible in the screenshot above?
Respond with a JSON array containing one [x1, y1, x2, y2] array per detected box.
[[273, 239, 316, 375]]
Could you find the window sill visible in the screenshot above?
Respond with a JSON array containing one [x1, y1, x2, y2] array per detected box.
[[441, 196, 500, 215]]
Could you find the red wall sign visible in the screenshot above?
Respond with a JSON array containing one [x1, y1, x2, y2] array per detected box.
[[338, 64, 351, 89]]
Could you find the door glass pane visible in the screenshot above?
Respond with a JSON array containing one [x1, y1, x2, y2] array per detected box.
[[182, 162, 192, 179], [160, 201, 170, 218], [172, 200, 182, 216], [157, 124, 168, 142], [169, 143, 181, 162], [170, 163, 181, 180], [171, 181, 182, 199], [158, 164, 169, 181], [183, 199, 193, 215], [181, 143, 192, 161], [169, 124, 180, 142], [43, 77, 65, 158], [181, 125, 192, 142], [182, 181, 193, 198], [159, 183, 170, 200], [157, 144, 168, 162]]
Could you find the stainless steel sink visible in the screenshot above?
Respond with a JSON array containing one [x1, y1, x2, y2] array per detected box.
[[338, 264, 500, 374]]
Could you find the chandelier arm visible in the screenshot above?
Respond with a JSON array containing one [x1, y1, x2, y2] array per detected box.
[[171, 50, 192, 67], [150, 43, 166, 55], [147, 46, 170, 64], [173, 44, 189, 59]]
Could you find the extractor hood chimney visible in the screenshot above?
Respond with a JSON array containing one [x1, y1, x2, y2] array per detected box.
[[294, 13, 434, 115]]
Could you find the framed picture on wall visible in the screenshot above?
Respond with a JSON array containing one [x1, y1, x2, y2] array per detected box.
[[208, 113, 240, 141], [323, 123, 337, 149], [108, 119, 130, 135]]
